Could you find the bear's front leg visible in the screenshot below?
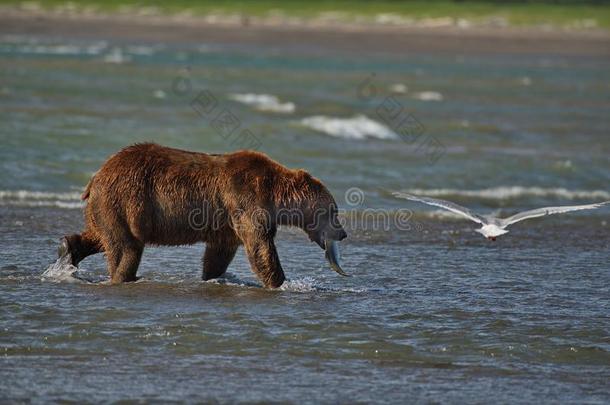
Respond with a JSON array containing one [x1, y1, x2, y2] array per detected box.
[[202, 243, 238, 281], [241, 234, 285, 289]]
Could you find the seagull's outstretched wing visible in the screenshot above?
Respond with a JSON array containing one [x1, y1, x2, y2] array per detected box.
[[392, 192, 487, 225], [501, 201, 610, 227]]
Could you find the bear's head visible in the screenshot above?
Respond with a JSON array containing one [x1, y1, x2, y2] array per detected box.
[[292, 170, 349, 277]]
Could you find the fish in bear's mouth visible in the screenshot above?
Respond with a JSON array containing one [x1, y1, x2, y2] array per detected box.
[[325, 238, 349, 277]]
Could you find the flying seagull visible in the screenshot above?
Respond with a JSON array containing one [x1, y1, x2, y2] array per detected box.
[[392, 192, 609, 241]]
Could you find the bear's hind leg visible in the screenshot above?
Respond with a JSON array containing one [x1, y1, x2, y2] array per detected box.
[[202, 243, 238, 281]]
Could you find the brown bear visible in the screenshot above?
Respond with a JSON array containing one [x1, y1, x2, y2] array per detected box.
[[58, 143, 348, 288]]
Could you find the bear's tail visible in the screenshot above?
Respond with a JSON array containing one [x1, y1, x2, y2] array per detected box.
[[81, 174, 95, 200]]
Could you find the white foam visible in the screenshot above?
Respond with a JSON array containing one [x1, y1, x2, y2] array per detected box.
[[13, 44, 80, 55], [103, 47, 131, 64], [413, 91, 444, 101], [389, 83, 408, 94], [422, 208, 501, 220], [204, 274, 320, 291], [279, 277, 320, 292], [153, 89, 167, 99], [0, 190, 81, 200], [126, 45, 156, 56], [4, 200, 84, 209], [280, 277, 367, 293], [41, 258, 80, 283], [8, 42, 108, 56], [423, 209, 465, 220], [519, 76, 533, 86], [402, 186, 610, 200], [229, 93, 295, 113], [300, 115, 398, 140], [203, 273, 260, 288], [204, 274, 363, 293], [0, 190, 83, 209]]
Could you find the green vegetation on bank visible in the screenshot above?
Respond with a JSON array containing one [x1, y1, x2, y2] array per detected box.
[[2, 0, 610, 30]]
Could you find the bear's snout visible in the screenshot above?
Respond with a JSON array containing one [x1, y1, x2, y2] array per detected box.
[[335, 229, 348, 241], [325, 227, 347, 242]]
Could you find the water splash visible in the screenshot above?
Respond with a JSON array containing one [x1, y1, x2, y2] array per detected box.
[[203, 274, 364, 293], [279, 277, 320, 292], [203, 273, 260, 288], [41, 255, 106, 284]]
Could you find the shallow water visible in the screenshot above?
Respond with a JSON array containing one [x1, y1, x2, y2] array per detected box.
[[1, 33, 609, 403]]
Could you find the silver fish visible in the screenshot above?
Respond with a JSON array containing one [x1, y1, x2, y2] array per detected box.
[[325, 238, 349, 277]]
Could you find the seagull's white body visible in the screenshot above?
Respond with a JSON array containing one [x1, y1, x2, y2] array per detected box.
[[476, 224, 509, 239], [392, 192, 609, 241]]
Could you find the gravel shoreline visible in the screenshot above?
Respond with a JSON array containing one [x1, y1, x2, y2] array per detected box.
[[1, 11, 609, 57]]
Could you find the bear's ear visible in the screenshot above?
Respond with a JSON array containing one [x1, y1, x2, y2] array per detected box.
[[295, 169, 314, 183], [296, 169, 324, 193]]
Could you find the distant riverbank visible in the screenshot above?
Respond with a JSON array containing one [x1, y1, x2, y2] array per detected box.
[[1, 11, 609, 59], [1, 0, 610, 33]]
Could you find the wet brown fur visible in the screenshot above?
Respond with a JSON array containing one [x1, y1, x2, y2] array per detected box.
[[62, 143, 345, 288]]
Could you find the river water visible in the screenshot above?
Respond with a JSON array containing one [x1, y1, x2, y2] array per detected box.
[[1, 32, 609, 403]]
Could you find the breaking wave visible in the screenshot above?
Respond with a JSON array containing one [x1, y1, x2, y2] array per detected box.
[[0, 38, 160, 62], [412, 91, 444, 101], [229, 93, 295, 113], [0, 190, 83, 209], [389, 83, 408, 94], [401, 186, 610, 201], [300, 115, 398, 140], [0, 42, 108, 56], [4, 186, 607, 211], [103, 47, 131, 64]]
